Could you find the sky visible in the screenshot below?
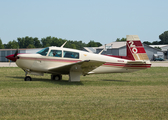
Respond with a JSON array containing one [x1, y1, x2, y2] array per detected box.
[[0, 0, 168, 45]]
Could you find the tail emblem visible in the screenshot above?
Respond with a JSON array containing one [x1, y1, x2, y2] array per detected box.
[[127, 35, 149, 61]]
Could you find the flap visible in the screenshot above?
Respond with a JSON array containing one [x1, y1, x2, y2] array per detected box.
[[48, 60, 105, 75]]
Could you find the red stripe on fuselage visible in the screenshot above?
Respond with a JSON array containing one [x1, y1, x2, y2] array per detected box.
[[19, 57, 151, 69], [19, 57, 81, 63]]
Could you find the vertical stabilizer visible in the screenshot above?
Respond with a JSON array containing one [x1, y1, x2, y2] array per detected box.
[[127, 35, 149, 61]]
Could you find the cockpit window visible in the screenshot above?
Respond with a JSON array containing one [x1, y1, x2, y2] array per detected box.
[[63, 51, 79, 59], [48, 50, 62, 57], [37, 47, 49, 56]]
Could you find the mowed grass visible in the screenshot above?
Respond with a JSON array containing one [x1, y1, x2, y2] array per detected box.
[[0, 67, 168, 120]]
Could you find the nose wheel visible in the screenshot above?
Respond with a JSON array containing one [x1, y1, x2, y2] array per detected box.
[[24, 71, 32, 81], [24, 76, 32, 81]]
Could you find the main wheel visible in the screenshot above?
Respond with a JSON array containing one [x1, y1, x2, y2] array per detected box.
[[24, 76, 32, 81], [51, 75, 62, 81]]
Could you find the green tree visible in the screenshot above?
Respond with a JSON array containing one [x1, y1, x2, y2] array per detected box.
[[116, 38, 126, 42], [64, 40, 72, 48], [17, 36, 41, 48], [73, 40, 86, 50], [159, 31, 168, 44], [87, 40, 102, 47], [17, 37, 25, 48], [24, 36, 34, 48], [27, 44, 35, 48], [51, 37, 66, 47], [152, 41, 160, 45], [6, 40, 19, 49], [71, 44, 77, 49], [3, 44, 7, 49], [87, 40, 98, 47], [154, 47, 161, 50], [143, 41, 152, 45], [34, 37, 42, 48], [0, 39, 4, 49], [4, 36, 102, 49], [95, 42, 102, 47], [41, 36, 53, 47]]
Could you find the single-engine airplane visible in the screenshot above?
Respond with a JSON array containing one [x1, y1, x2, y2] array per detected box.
[[6, 35, 151, 82]]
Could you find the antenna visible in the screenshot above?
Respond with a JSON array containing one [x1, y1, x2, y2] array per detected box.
[[98, 49, 104, 55], [61, 41, 67, 48]]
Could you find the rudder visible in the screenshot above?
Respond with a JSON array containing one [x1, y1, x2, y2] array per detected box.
[[126, 35, 149, 61]]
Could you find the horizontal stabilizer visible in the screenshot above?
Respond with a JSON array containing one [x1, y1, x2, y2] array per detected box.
[[126, 60, 151, 69], [127, 60, 147, 64]]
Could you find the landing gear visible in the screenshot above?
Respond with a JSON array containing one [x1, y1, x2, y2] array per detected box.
[[24, 71, 32, 81], [24, 76, 32, 81], [51, 74, 62, 81]]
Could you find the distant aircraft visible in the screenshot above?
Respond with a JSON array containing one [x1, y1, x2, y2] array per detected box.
[[6, 35, 151, 82]]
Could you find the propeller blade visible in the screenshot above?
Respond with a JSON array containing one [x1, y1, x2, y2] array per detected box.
[[14, 49, 18, 58]]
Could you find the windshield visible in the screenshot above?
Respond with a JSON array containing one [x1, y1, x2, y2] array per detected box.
[[37, 47, 49, 56]]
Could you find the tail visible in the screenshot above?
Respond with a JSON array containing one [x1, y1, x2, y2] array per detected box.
[[126, 35, 149, 61]]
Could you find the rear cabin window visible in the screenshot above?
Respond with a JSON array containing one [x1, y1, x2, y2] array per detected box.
[[37, 47, 49, 56], [63, 51, 79, 59], [48, 50, 62, 57]]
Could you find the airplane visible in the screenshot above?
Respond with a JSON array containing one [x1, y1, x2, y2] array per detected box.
[[6, 35, 151, 82]]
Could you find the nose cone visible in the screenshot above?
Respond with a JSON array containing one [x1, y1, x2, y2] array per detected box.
[[6, 54, 17, 62]]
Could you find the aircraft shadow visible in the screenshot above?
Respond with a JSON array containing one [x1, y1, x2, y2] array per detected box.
[[101, 79, 130, 82], [6, 76, 130, 85], [6, 76, 84, 85]]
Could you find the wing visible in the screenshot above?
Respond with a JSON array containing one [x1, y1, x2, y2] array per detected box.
[[48, 60, 105, 75]]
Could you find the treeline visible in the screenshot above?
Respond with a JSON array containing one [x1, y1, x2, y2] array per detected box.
[[143, 31, 168, 45], [115, 31, 168, 45], [1, 31, 168, 49], [143, 41, 164, 45], [0, 36, 102, 49]]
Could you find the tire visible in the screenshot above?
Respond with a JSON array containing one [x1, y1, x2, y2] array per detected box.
[[24, 76, 32, 81], [51, 74, 62, 81]]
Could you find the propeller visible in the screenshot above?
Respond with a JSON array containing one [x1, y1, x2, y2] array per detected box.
[[14, 48, 19, 58], [6, 48, 19, 62]]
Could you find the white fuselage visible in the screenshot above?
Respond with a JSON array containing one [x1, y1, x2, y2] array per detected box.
[[16, 46, 151, 75]]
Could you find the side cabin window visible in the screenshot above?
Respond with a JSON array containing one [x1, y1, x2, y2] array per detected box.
[[37, 47, 49, 56], [48, 50, 62, 57], [63, 51, 79, 59]]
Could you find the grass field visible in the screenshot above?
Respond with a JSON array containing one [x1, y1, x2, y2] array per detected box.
[[0, 67, 168, 120]]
